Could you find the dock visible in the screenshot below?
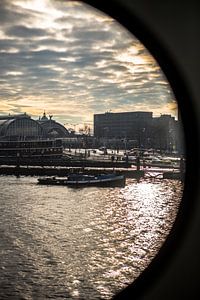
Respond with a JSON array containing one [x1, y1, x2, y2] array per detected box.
[[0, 155, 184, 181], [0, 165, 184, 181], [0, 165, 144, 179]]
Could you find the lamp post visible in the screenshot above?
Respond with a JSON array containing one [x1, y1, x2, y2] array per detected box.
[[103, 127, 109, 148]]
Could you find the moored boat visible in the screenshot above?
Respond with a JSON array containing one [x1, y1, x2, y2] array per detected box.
[[0, 139, 63, 158], [37, 173, 126, 187]]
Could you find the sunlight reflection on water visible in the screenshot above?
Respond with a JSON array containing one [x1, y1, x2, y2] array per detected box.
[[0, 176, 183, 299]]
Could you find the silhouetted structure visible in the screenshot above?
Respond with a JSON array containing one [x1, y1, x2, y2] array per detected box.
[[94, 111, 182, 152], [0, 112, 69, 140], [38, 112, 69, 138]]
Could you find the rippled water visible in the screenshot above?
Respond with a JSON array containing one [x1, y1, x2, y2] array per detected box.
[[0, 175, 183, 299]]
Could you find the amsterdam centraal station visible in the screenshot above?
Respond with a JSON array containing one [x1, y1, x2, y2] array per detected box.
[[0, 112, 69, 140], [0, 112, 69, 158]]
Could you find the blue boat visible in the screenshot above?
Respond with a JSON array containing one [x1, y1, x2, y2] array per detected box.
[[37, 173, 125, 187]]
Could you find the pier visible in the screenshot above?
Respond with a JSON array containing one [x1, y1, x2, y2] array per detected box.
[[0, 147, 185, 181], [0, 158, 184, 181]]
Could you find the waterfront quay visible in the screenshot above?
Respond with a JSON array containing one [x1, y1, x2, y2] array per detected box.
[[0, 151, 184, 180], [0, 165, 144, 179]]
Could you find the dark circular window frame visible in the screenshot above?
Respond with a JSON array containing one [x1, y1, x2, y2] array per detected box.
[[82, 0, 200, 299]]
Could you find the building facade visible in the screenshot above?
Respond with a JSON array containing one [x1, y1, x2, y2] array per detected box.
[[0, 112, 69, 140], [38, 112, 69, 138], [94, 111, 182, 152], [94, 111, 153, 139]]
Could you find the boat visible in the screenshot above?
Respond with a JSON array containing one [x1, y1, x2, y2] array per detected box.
[[0, 139, 63, 158], [37, 173, 126, 187]]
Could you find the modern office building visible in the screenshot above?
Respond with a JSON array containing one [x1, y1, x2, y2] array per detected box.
[[94, 111, 153, 139], [94, 111, 181, 151]]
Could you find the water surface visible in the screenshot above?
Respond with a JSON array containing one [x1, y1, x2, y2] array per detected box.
[[0, 176, 183, 299]]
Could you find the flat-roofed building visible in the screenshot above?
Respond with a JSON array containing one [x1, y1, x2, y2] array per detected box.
[[94, 111, 153, 147], [94, 111, 182, 151]]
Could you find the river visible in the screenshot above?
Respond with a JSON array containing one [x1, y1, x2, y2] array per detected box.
[[0, 175, 183, 299]]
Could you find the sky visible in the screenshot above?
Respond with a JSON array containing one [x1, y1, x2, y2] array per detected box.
[[0, 0, 177, 131]]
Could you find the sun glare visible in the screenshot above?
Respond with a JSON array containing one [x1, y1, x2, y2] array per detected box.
[[15, 0, 63, 30]]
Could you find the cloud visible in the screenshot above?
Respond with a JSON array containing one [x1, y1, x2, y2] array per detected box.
[[5, 25, 48, 38], [0, 0, 177, 127], [0, 1, 27, 25]]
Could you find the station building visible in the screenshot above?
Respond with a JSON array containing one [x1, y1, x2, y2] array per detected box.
[[0, 112, 69, 140], [38, 112, 69, 138]]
